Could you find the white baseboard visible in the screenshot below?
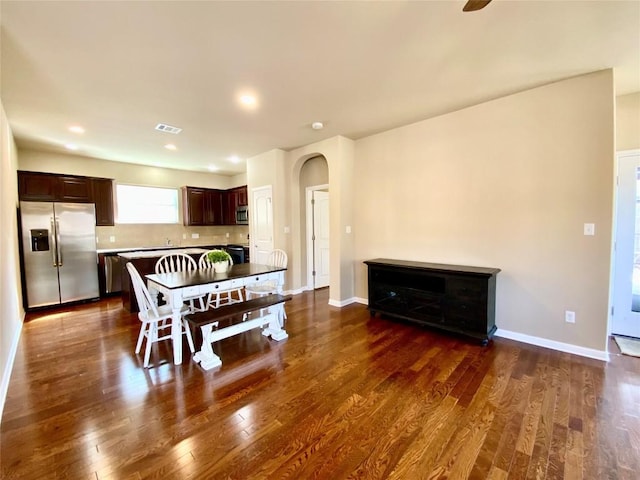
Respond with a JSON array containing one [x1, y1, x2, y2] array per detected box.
[[495, 328, 609, 362], [284, 287, 306, 296], [329, 296, 369, 307], [1, 316, 23, 422], [328, 298, 348, 307]]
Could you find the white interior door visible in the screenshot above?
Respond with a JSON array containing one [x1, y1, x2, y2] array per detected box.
[[313, 190, 330, 288], [252, 186, 273, 265], [306, 187, 330, 289], [612, 150, 640, 338]]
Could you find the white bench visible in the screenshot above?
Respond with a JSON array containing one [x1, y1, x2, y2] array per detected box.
[[184, 294, 291, 370]]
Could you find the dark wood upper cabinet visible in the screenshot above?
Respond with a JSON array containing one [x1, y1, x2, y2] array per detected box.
[[18, 171, 59, 201], [183, 187, 206, 226], [91, 178, 115, 226], [57, 176, 92, 202], [222, 186, 248, 225], [223, 189, 238, 225], [237, 186, 248, 206], [205, 189, 223, 226], [18, 171, 115, 226], [183, 185, 245, 226]]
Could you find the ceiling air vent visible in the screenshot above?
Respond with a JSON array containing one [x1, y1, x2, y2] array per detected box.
[[155, 123, 182, 134]]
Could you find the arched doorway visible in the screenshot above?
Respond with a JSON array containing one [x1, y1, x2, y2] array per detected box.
[[300, 156, 329, 289]]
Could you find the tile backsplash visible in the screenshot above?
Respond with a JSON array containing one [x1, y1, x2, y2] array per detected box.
[[96, 224, 249, 249]]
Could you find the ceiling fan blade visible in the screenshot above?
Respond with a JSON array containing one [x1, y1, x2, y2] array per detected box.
[[463, 0, 492, 12]]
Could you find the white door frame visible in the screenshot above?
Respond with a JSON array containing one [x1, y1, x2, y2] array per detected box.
[[611, 149, 640, 338], [306, 184, 329, 289]]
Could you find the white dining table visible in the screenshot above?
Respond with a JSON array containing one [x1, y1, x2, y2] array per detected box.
[[146, 263, 286, 365]]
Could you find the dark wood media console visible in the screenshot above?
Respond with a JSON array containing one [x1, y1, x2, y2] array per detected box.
[[364, 258, 500, 344]]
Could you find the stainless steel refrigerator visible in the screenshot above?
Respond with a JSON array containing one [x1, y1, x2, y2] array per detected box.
[[20, 201, 99, 309]]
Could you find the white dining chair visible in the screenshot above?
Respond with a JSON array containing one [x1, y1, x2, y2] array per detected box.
[[245, 249, 288, 324], [126, 262, 195, 367], [155, 253, 204, 312], [198, 250, 244, 309]]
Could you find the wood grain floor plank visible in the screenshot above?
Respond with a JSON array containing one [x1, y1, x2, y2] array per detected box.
[[2, 292, 639, 479]]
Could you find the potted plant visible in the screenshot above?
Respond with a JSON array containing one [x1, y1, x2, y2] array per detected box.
[[207, 249, 231, 273]]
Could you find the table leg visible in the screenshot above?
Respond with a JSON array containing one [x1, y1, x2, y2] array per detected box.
[[171, 307, 183, 365]]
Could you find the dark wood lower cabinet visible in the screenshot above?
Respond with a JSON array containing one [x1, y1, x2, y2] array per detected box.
[[364, 258, 500, 344]]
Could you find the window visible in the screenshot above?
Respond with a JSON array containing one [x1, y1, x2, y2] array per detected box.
[[116, 184, 179, 224]]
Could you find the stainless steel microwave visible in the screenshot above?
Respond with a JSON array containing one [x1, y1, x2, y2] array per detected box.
[[236, 205, 248, 224]]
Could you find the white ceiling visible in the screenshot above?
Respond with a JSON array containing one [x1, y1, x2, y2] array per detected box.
[[1, 1, 639, 176]]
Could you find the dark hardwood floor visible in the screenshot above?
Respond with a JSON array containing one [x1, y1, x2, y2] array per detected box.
[[1, 289, 638, 479]]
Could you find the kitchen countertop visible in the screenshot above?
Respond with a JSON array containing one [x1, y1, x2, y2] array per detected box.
[[118, 248, 208, 260], [97, 244, 249, 254]]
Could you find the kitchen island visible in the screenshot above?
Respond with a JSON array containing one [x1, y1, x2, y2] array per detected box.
[[119, 248, 209, 312]]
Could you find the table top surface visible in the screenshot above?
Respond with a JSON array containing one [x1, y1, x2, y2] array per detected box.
[[146, 263, 286, 289]]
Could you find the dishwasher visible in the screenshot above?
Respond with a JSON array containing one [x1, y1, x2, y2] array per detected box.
[[104, 254, 123, 294]]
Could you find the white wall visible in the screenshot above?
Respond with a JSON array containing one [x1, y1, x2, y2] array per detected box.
[[287, 136, 356, 305], [353, 70, 614, 354], [616, 92, 640, 151], [0, 101, 24, 420]]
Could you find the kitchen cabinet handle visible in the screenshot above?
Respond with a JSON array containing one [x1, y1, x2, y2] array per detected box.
[[50, 218, 58, 267], [55, 219, 63, 267]]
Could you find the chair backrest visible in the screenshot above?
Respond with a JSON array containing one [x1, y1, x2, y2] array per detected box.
[[126, 262, 159, 319], [155, 253, 197, 274], [267, 249, 288, 268], [198, 250, 234, 269]]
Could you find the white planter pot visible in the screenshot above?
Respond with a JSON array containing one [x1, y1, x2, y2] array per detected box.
[[214, 261, 229, 273]]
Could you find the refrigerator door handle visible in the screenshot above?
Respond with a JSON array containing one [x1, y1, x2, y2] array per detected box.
[[50, 217, 58, 267], [55, 218, 63, 267]]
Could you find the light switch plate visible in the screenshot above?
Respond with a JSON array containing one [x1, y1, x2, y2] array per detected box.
[[584, 223, 595, 236]]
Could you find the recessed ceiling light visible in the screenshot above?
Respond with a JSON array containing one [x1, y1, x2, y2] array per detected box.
[[311, 121, 324, 130], [239, 93, 258, 108], [164, 144, 177, 151], [207, 165, 219, 172], [65, 143, 78, 150], [228, 155, 241, 164], [68, 125, 85, 134]]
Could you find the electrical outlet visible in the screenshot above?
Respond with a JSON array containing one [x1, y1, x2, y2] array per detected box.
[[565, 311, 576, 323], [182, 233, 187, 239], [109, 235, 116, 243], [226, 232, 230, 238], [191, 233, 199, 239]]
